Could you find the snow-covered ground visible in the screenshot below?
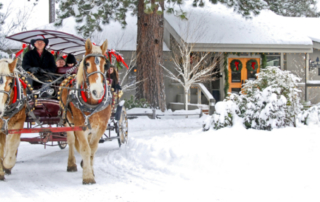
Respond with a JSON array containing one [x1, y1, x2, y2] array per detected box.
[[1, 115, 320, 202]]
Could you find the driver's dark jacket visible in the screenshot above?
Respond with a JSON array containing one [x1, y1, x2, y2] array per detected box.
[[22, 48, 57, 77]]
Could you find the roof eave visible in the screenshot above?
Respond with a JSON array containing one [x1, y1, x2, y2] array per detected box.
[[191, 43, 313, 53]]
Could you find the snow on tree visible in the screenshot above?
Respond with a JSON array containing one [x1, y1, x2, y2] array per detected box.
[[0, 50, 9, 59], [204, 66, 303, 131], [55, 0, 270, 111], [299, 102, 320, 125], [0, 1, 36, 52], [265, 0, 320, 17]]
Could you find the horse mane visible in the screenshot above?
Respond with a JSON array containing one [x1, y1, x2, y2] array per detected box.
[[76, 45, 103, 87], [0, 58, 13, 74]]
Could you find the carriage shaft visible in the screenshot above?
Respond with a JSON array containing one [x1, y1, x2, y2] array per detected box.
[[8, 126, 86, 134]]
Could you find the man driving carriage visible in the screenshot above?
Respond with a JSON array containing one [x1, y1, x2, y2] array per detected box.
[[22, 37, 57, 88]]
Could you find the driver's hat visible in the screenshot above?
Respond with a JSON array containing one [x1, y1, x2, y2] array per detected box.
[[30, 35, 49, 48]]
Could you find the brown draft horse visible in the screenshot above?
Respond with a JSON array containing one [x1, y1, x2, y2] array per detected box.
[[61, 39, 112, 184], [0, 58, 26, 180]]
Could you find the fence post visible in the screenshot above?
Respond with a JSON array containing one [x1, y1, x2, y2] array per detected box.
[[209, 98, 216, 115], [152, 108, 156, 119], [197, 87, 201, 105]]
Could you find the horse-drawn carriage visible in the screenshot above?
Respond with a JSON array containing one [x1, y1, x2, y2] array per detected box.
[[0, 30, 128, 184]]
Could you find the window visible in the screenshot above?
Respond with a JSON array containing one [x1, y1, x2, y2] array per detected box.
[[266, 55, 280, 67]]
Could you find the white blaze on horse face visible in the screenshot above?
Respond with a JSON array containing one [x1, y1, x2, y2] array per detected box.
[[90, 57, 104, 100]]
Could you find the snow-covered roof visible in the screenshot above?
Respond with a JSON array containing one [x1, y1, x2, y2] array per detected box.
[[280, 17, 320, 44], [164, 2, 314, 53], [38, 15, 170, 52]]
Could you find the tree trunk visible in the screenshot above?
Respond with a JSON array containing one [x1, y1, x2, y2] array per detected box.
[[185, 91, 188, 111], [136, 0, 166, 111]]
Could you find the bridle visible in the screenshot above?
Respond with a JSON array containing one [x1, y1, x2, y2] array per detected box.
[[81, 53, 110, 98], [0, 72, 26, 133], [0, 73, 15, 106]]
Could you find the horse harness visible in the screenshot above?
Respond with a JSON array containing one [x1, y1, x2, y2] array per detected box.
[[59, 53, 112, 129], [0, 72, 27, 133]]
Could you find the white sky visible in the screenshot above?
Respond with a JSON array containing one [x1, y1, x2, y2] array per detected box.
[[2, 0, 50, 30]]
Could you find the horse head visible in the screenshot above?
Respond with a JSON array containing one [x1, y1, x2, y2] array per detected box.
[[77, 38, 109, 101], [0, 58, 18, 117]]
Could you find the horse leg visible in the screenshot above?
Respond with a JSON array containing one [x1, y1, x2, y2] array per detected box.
[[3, 133, 21, 175], [0, 132, 5, 180], [66, 130, 77, 172], [75, 130, 95, 184], [88, 128, 105, 176]]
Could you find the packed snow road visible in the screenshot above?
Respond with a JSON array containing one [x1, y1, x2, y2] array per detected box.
[[1, 115, 320, 202]]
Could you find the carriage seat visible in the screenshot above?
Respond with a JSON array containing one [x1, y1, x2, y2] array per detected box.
[[56, 66, 78, 74]]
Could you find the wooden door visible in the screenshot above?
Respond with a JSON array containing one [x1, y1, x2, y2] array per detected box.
[[228, 58, 260, 93]]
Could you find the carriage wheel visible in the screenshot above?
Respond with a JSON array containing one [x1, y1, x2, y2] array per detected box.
[[118, 107, 128, 147], [58, 141, 68, 149]]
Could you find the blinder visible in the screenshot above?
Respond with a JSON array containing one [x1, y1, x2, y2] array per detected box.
[[0, 74, 16, 105], [83, 53, 110, 73]]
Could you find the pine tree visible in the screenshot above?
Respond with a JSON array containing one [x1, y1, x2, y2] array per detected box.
[[55, 0, 271, 110], [265, 0, 320, 17]]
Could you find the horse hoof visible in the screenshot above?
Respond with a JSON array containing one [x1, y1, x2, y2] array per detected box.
[[0, 175, 5, 181], [82, 178, 96, 185], [67, 165, 77, 172], [4, 168, 11, 175], [80, 160, 83, 168]]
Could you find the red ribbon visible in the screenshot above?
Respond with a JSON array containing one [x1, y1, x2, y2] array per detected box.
[[107, 50, 129, 69], [108, 49, 117, 63], [116, 55, 129, 69], [15, 43, 27, 58], [12, 79, 27, 104], [19, 78, 27, 89], [251, 62, 256, 70], [235, 61, 239, 70]]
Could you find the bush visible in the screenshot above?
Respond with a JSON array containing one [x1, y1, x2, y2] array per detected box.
[[124, 95, 150, 109], [0, 51, 9, 59], [300, 104, 320, 125], [207, 66, 303, 131]]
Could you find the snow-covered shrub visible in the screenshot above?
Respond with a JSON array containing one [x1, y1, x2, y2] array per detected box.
[[203, 94, 241, 131], [300, 104, 320, 125], [206, 66, 302, 131], [124, 95, 150, 109], [0, 51, 9, 59]]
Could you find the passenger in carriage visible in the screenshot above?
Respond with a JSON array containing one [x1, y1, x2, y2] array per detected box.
[[56, 54, 78, 75], [107, 65, 122, 91], [66, 53, 77, 67], [56, 56, 66, 68]]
